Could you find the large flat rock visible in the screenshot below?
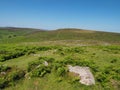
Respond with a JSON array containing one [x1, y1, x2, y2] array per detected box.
[[68, 65, 95, 85]]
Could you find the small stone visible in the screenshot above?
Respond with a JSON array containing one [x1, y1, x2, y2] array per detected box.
[[1, 72, 6, 75], [44, 61, 48, 66]]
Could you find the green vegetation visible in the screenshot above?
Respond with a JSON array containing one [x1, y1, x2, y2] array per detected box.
[[0, 27, 120, 90], [0, 28, 120, 44], [0, 65, 25, 89]]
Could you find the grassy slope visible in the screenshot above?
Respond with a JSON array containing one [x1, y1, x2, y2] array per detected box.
[[0, 27, 42, 43], [0, 27, 120, 90], [20, 29, 120, 45], [0, 28, 120, 44], [1, 45, 119, 90]]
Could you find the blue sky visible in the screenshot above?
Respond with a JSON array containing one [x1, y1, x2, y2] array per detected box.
[[0, 0, 120, 32]]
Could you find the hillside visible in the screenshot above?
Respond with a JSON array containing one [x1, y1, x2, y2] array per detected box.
[[0, 44, 120, 90], [0, 27, 43, 39], [0, 27, 120, 90], [0, 27, 120, 45]]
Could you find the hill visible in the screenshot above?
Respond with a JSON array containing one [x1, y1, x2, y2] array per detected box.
[[0, 27, 120, 90], [0, 27, 44, 39], [0, 27, 44, 43], [0, 27, 120, 45]]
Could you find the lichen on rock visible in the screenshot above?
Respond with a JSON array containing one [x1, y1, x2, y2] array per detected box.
[[68, 65, 95, 85]]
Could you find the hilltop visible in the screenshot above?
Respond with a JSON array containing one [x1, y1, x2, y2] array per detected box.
[[0, 27, 120, 45]]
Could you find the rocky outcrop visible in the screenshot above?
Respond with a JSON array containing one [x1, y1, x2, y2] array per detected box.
[[68, 65, 95, 85]]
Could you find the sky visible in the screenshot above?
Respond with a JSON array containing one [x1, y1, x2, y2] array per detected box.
[[0, 0, 120, 32]]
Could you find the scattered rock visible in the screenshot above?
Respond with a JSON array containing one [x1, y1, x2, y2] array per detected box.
[[25, 73, 31, 79], [44, 61, 48, 66], [68, 65, 95, 85], [0, 72, 6, 75]]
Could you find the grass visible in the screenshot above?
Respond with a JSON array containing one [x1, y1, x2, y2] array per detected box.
[[0, 27, 120, 90], [0, 28, 120, 44], [1, 55, 38, 69], [5, 73, 103, 90], [0, 45, 119, 90]]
